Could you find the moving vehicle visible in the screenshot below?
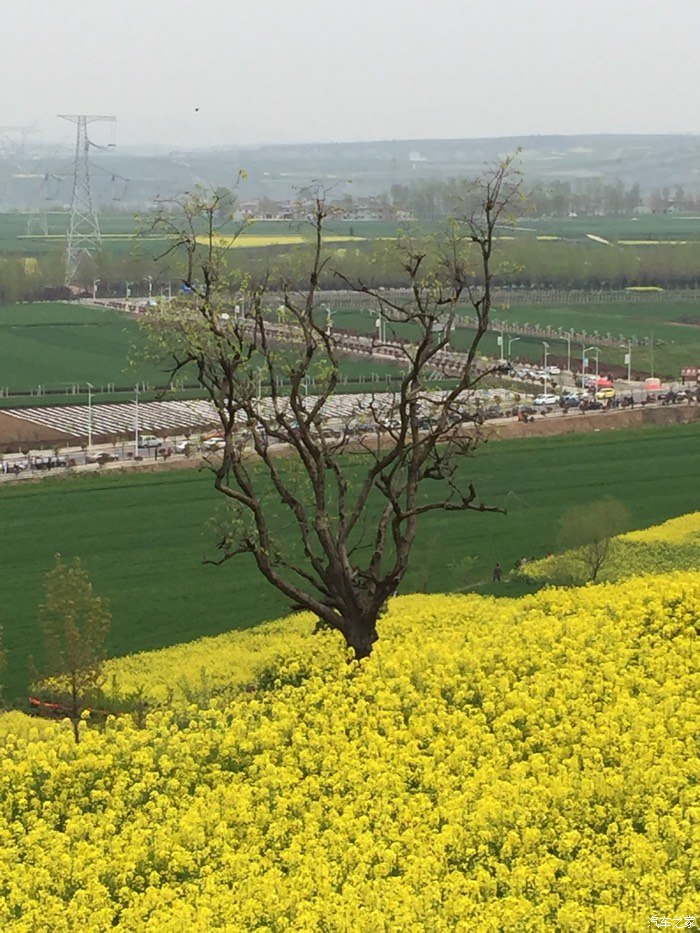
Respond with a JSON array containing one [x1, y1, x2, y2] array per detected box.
[[138, 434, 161, 449], [534, 393, 559, 406]]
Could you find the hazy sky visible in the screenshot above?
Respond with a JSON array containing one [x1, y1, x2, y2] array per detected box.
[[5, 0, 700, 150]]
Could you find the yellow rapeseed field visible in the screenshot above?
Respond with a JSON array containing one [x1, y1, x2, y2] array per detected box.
[[200, 233, 365, 249], [621, 512, 700, 544], [2, 565, 698, 929], [522, 511, 700, 585]]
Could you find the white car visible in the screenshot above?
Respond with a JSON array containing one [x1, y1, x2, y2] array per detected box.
[[202, 435, 226, 451], [546, 366, 561, 375], [534, 393, 559, 406]]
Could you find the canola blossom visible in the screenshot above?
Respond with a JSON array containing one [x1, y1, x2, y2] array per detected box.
[[198, 233, 365, 249], [620, 512, 700, 545], [522, 511, 700, 586], [2, 571, 698, 930]]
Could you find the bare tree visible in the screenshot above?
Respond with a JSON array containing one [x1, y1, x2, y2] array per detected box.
[[145, 156, 523, 659], [35, 555, 111, 742], [558, 499, 630, 583]]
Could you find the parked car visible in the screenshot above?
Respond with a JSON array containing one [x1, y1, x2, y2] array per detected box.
[[658, 389, 690, 404], [33, 455, 68, 470], [380, 418, 401, 431], [512, 404, 536, 416], [138, 434, 161, 449], [559, 394, 582, 408], [86, 451, 118, 465], [534, 393, 559, 406], [348, 419, 375, 434], [478, 406, 503, 420], [576, 374, 598, 388], [202, 435, 226, 451], [595, 387, 616, 401]]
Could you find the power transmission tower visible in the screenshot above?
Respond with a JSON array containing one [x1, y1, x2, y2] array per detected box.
[[59, 114, 116, 284], [0, 125, 33, 160], [25, 172, 64, 237]]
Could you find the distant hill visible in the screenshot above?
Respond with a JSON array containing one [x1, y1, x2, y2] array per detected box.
[[2, 134, 700, 210]]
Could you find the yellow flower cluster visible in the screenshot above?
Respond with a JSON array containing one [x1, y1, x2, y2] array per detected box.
[[98, 612, 321, 708], [200, 233, 363, 249], [523, 511, 700, 585], [2, 572, 698, 930], [620, 511, 700, 544]]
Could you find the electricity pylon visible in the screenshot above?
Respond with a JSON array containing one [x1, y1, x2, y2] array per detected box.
[[0, 125, 33, 160], [59, 114, 116, 284]]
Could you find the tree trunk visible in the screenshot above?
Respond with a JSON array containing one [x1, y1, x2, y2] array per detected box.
[[342, 615, 379, 660], [70, 679, 81, 744]]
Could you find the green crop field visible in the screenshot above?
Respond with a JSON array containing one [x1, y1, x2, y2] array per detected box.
[[1, 292, 698, 407], [0, 302, 171, 393], [329, 302, 700, 377], [1, 421, 698, 702], [0, 211, 171, 259], [1, 295, 697, 410], [0, 212, 405, 262], [0, 302, 424, 402], [7, 209, 700, 266], [525, 213, 700, 242], [487, 300, 700, 375]]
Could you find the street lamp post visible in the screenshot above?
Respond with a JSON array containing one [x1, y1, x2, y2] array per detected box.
[[565, 332, 572, 372], [92, 278, 100, 301], [323, 303, 333, 335], [86, 382, 94, 451], [146, 276, 153, 300], [125, 282, 132, 303], [134, 385, 140, 457], [542, 341, 550, 373], [624, 341, 632, 383], [507, 336, 520, 360], [582, 346, 599, 387], [376, 315, 385, 343]]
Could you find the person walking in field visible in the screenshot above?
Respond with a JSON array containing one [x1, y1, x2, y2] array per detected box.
[[492, 562, 502, 583]]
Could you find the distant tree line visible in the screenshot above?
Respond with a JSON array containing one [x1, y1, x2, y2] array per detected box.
[[5, 185, 700, 303], [380, 177, 700, 221]]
